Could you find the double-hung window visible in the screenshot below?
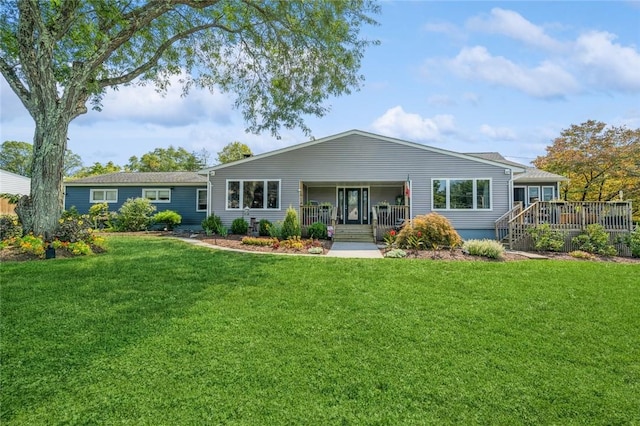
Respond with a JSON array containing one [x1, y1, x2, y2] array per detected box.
[[227, 180, 280, 210], [432, 178, 492, 210], [143, 188, 171, 203], [90, 189, 118, 203], [196, 189, 207, 211]]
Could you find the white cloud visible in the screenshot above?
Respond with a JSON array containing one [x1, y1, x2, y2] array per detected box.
[[573, 31, 640, 92], [75, 74, 234, 127], [371, 106, 456, 141], [422, 21, 466, 41], [480, 124, 517, 141], [467, 8, 564, 52], [448, 46, 580, 98]]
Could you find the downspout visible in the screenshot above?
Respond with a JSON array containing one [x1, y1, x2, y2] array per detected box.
[[507, 169, 514, 207], [409, 179, 413, 219], [207, 171, 215, 217]]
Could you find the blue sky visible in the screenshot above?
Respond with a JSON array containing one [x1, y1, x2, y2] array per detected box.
[[1, 1, 639, 168]]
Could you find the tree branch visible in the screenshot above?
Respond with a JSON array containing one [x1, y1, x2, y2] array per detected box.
[[96, 21, 235, 88], [0, 56, 31, 106]]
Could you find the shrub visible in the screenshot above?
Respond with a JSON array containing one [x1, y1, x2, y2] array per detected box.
[[396, 213, 462, 250], [307, 221, 328, 239], [202, 214, 223, 235], [528, 224, 566, 252], [117, 198, 156, 231], [153, 210, 182, 230], [61, 205, 81, 219], [241, 236, 277, 246], [0, 214, 22, 240], [385, 248, 407, 258], [54, 215, 92, 243], [17, 234, 45, 257], [258, 219, 272, 236], [626, 226, 640, 258], [308, 246, 323, 254], [279, 236, 305, 250], [569, 250, 595, 260], [268, 221, 283, 239], [88, 203, 116, 230], [463, 239, 505, 259], [571, 223, 617, 256], [281, 206, 301, 240], [231, 217, 248, 235]]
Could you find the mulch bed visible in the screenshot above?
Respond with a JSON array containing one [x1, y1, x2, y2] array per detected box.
[[2, 232, 638, 263]]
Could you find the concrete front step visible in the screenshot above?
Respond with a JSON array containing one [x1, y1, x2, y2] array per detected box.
[[333, 235, 375, 243], [333, 225, 375, 243]]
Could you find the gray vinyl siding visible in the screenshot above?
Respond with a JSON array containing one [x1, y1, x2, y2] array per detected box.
[[209, 133, 514, 232], [65, 185, 207, 226]]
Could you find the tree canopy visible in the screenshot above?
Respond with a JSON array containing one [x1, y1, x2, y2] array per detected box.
[[0, 140, 82, 177], [0, 1, 379, 235], [71, 161, 122, 179], [217, 141, 253, 164], [533, 120, 640, 218], [126, 146, 207, 172]]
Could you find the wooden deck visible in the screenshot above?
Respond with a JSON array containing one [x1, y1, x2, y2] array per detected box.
[[496, 201, 634, 255]]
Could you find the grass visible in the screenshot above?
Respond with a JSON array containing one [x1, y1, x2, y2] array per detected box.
[[1, 236, 639, 424]]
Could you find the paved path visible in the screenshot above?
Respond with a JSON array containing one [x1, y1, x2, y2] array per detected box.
[[326, 242, 384, 258]]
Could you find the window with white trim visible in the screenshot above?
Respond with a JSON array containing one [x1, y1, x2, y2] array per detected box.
[[143, 188, 171, 203], [227, 180, 280, 210], [528, 186, 540, 204], [196, 188, 207, 211], [542, 186, 554, 202], [432, 178, 491, 210], [90, 189, 118, 203]]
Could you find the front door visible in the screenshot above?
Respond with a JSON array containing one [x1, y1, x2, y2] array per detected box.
[[345, 188, 361, 224]]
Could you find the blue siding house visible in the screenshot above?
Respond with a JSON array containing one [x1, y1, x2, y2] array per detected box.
[[64, 172, 208, 228]]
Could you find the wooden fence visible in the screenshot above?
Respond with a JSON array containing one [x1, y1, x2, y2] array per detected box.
[[1, 199, 16, 215]]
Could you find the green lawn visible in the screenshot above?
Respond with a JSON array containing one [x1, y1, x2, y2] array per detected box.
[[1, 236, 639, 424]]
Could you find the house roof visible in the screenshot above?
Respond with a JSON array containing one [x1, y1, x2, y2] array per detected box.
[[64, 172, 207, 186], [202, 129, 528, 173], [466, 152, 568, 182]]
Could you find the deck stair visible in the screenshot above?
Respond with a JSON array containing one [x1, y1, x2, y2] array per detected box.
[[332, 225, 375, 243]]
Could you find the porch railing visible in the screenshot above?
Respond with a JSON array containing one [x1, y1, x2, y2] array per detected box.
[[502, 200, 634, 253], [509, 201, 633, 231], [300, 205, 334, 227], [495, 202, 522, 242], [374, 205, 409, 240]]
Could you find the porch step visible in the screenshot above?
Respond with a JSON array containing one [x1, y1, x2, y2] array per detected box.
[[333, 225, 375, 243]]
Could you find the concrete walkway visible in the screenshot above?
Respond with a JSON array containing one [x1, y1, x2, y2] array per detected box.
[[326, 242, 384, 258]]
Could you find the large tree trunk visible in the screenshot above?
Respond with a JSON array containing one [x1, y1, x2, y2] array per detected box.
[[20, 112, 69, 238]]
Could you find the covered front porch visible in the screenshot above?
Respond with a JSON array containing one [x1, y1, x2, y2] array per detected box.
[[299, 181, 410, 241]]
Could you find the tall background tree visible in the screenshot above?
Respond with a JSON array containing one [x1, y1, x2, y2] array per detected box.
[[0, 1, 379, 235], [126, 146, 207, 172], [533, 120, 640, 219], [0, 140, 82, 177], [217, 141, 253, 164], [71, 161, 122, 179]]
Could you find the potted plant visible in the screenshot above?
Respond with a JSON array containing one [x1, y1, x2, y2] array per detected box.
[[377, 201, 389, 211]]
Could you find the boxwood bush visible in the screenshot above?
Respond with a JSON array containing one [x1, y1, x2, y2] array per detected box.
[[231, 217, 249, 235]]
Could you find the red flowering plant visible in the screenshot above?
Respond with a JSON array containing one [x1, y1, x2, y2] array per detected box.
[[383, 229, 397, 250]]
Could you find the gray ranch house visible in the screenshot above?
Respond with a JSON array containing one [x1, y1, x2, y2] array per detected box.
[[64, 172, 208, 228], [202, 130, 566, 241]]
